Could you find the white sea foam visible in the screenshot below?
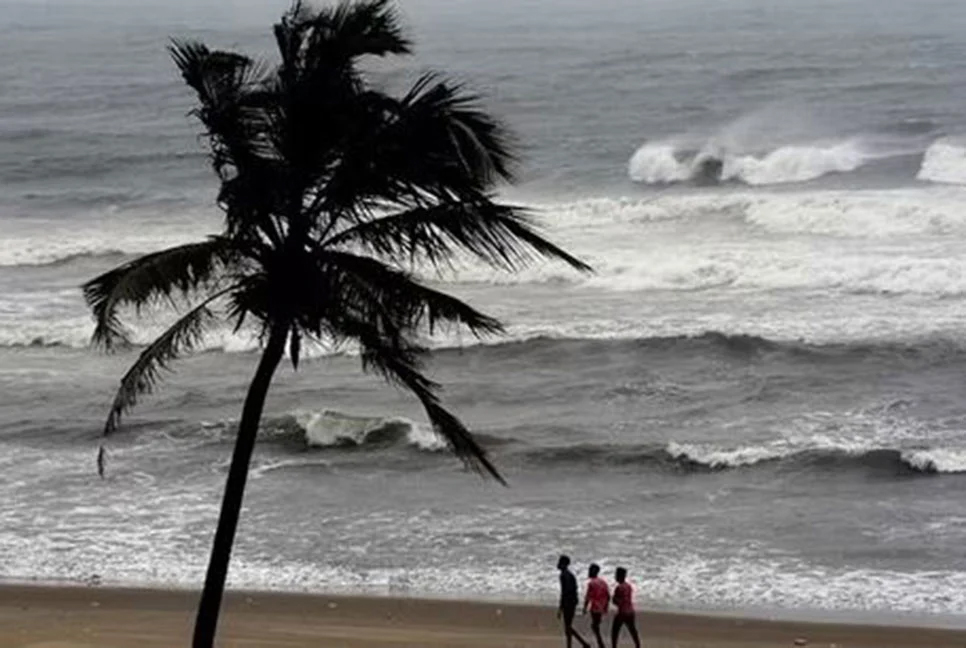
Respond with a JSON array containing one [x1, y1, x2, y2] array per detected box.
[[901, 448, 966, 473], [666, 441, 789, 468], [667, 437, 966, 475], [7, 187, 966, 353], [4, 442, 966, 617], [249, 457, 332, 478], [4, 519, 966, 616], [628, 138, 871, 186], [296, 410, 445, 452], [645, 552, 966, 616], [0, 210, 216, 267], [917, 137, 966, 185], [727, 140, 869, 185], [741, 189, 966, 237], [627, 142, 694, 184]]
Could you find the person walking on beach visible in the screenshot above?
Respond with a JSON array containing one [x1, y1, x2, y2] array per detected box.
[[557, 555, 591, 648], [583, 563, 610, 648], [611, 567, 641, 648]]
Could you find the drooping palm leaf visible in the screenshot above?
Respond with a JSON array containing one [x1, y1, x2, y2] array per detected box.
[[333, 313, 503, 483], [276, 0, 409, 74], [83, 238, 234, 350], [169, 39, 279, 221], [318, 249, 504, 337], [326, 199, 592, 273], [395, 73, 516, 186], [318, 76, 518, 220], [99, 291, 228, 469], [169, 40, 272, 145]]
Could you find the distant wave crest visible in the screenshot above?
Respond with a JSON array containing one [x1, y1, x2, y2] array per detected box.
[[917, 137, 966, 185], [669, 441, 966, 475], [198, 409, 453, 453], [630, 133, 966, 188], [293, 409, 447, 452], [629, 138, 872, 186], [523, 440, 966, 475], [5, 328, 966, 366]]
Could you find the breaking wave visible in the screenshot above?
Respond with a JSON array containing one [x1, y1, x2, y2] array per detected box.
[[523, 440, 966, 475], [669, 442, 966, 475], [9, 250, 129, 269], [201, 402, 966, 476], [9, 184, 966, 357], [628, 139, 871, 186], [630, 134, 966, 188], [196, 409, 462, 455], [457, 332, 966, 366], [293, 410, 447, 452], [0, 208, 215, 268], [7, 322, 966, 367], [917, 137, 966, 185]]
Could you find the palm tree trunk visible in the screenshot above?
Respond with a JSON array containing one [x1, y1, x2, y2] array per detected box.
[[192, 322, 288, 647]]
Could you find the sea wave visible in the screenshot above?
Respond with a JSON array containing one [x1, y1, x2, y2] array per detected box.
[[628, 138, 873, 186], [8, 250, 130, 269], [917, 137, 966, 185], [8, 186, 966, 357], [670, 442, 966, 475], [294, 410, 447, 452], [195, 403, 966, 475], [0, 208, 215, 268], [4, 326, 966, 367], [9, 181, 966, 275], [7, 188, 966, 287], [627, 126, 966, 188], [521, 439, 966, 475], [196, 409, 454, 454], [446, 189, 966, 291], [454, 331, 966, 364]]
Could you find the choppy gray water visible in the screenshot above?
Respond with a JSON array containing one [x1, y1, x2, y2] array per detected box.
[[4, 0, 966, 617]]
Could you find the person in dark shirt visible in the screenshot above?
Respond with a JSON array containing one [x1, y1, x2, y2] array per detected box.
[[557, 555, 591, 648]]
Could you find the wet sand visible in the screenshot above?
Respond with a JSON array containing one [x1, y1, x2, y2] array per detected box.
[[2, 584, 966, 647]]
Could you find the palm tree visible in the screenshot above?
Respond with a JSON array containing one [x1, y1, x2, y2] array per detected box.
[[83, 1, 589, 646]]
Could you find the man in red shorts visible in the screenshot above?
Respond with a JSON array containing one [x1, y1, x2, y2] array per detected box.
[[582, 563, 610, 648], [610, 567, 641, 648]]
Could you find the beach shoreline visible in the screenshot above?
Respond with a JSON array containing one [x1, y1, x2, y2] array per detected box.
[[4, 583, 966, 647]]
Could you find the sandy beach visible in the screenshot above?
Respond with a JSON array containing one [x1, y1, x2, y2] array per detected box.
[[1, 584, 964, 648]]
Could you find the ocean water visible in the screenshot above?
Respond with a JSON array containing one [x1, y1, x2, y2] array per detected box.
[[4, 0, 966, 619]]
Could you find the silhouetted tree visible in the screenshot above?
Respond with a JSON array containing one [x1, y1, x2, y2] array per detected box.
[[83, 1, 589, 645]]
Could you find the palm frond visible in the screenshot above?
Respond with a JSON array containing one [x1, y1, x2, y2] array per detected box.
[[270, 1, 411, 202], [82, 238, 235, 350], [331, 314, 504, 483], [318, 77, 517, 218], [397, 73, 516, 185], [169, 40, 271, 116], [277, 0, 410, 70], [169, 39, 270, 123], [325, 200, 592, 273], [318, 250, 504, 337], [99, 291, 228, 471], [169, 40, 276, 179]]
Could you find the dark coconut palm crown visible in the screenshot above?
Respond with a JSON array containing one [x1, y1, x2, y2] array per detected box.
[[83, 1, 589, 644]]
